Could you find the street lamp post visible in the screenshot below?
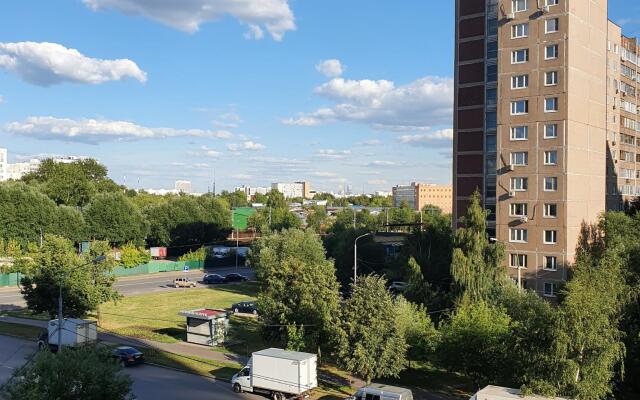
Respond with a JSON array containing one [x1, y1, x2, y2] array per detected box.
[[490, 237, 521, 291], [57, 255, 106, 352], [353, 232, 373, 285]]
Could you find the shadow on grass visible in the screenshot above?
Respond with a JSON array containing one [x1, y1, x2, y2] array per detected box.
[[203, 282, 258, 297], [378, 361, 474, 400], [222, 315, 267, 358], [153, 327, 186, 342], [141, 346, 240, 381]]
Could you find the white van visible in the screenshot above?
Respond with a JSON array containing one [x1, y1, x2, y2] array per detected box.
[[350, 384, 413, 400]]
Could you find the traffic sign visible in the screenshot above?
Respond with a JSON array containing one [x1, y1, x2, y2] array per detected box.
[[184, 265, 189, 272]]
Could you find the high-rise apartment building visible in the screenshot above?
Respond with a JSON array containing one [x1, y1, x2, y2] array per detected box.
[[453, 0, 636, 297], [0, 148, 7, 182], [271, 182, 312, 199], [392, 183, 453, 213], [175, 180, 192, 194]]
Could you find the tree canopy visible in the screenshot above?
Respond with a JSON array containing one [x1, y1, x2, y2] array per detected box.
[[84, 192, 148, 246]]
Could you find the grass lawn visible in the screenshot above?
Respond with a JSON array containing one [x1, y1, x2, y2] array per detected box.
[[0, 309, 49, 321], [379, 360, 474, 399], [0, 321, 43, 339], [97, 283, 259, 345], [141, 346, 241, 381]]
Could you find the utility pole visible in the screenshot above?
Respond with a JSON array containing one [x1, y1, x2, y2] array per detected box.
[[354, 233, 372, 286]]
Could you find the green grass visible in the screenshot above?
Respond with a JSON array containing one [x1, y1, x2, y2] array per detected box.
[[379, 360, 474, 399], [0, 309, 49, 321], [141, 346, 241, 381], [0, 321, 43, 339], [97, 283, 258, 344]]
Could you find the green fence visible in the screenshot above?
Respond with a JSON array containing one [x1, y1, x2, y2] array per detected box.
[[0, 272, 22, 287]]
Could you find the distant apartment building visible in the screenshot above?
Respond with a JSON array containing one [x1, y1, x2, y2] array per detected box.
[[392, 183, 453, 213], [453, 0, 637, 297], [234, 185, 270, 201], [0, 148, 7, 181], [175, 180, 192, 194], [271, 181, 311, 199], [0, 148, 89, 182]]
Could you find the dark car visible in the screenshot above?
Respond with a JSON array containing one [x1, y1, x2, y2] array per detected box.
[[231, 301, 258, 315], [224, 273, 249, 283], [112, 346, 144, 366], [202, 273, 225, 284]]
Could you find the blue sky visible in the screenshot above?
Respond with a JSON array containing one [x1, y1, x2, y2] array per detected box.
[[0, 1, 638, 193]]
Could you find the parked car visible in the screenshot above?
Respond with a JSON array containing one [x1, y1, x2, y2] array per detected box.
[[173, 277, 197, 288], [348, 384, 413, 400], [224, 273, 249, 283], [111, 346, 144, 367], [388, 281, 408, 293], [202, 273, 225, 284], [232, 301, 258, 315]]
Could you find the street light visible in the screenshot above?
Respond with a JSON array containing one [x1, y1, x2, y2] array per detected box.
[[56, 255, 106, 352], [489, 237, 522, 291], [353, 232, 373, 285]]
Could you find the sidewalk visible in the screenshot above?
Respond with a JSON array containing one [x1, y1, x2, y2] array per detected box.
[[0, 315, 248, 366]]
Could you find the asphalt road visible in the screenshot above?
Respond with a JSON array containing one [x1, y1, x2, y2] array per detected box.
[[0, 335, 36, 388], [128, 364, 259, 400], [0, 266, 255, 310]]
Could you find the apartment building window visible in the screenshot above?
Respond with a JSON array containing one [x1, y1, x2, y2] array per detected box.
[[510, 228, 528, 243], [544, 124, 558, 138], [621, 101, 638, 115], [512, 0, 528, 12], [511, 126, 529, 140], [620, 133, 636, 145], [511, 152, 528, 166], [511, 177, 528, 191], [545, 97, 559, 112], [620, 150, 635, 162], [511, 100, 529, 115], [545, 0, 559, 5], [544, 203, 558, 218], [486, 88, 497, 107], [486, 134, 497, 151], [487, 64, 497, 83], [621, 64, 637, 81], [512, 49, 529, 64], [487, 40, 498, 59], [512, 23, 529, 39], [510, 203, 528, 216], [543, 282, 558, 297], [544, 230, 558, 244], [621, 168, 635, 179], [545, 18, 559, 33], [510, 254, 527, 268], [545, 71, 559, 86], [545, 44, 559, 59], [511, 74, 529, 89], [544, 150, 558, 165], [544, 256, 558, 271], [544, 177, 558, 191]]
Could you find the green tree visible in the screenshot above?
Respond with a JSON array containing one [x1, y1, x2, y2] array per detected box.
[[0, 182, 58, 246], [250, 229, 341, 352], [438, 300, 512, 386], [20, 235, 120, 318], [450, 191, 504, 303], [84, 192, 148, 246], [395, 296, 439, 363], [53, 205, 86, 242], [337, 275, 407, 383], [178, 247, 206, 263], [266, 190, 287, 209], [119, 243, 151, 268], [219, 190, 249, 208], [306, 205, 328, 233], [3, 346, 133, 400]]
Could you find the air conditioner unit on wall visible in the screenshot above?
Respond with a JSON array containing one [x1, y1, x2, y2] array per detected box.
[[542, 5, 551, 13], [519, 216, 529, 223], [509, 191, 516, 198], [506, 12, 515, 20], [507, 164, 515, 171]]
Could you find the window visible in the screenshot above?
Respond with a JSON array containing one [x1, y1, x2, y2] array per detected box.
[[511, 100, 529, 115], [545, 0, 559, 5], [511, 126, 529, 140], [511, 177, 528, 191], [545, 44, 559, 59], [486, 88, 497, 106], [544, 230, 558, 244], [365, 394, 381, 400], [544, 150, 558, 165], [544, 177, 558, 191], [512, 49, 529, 64], [511, 74, 529, 89], [544, 203, 558, 218], [545, 18, 559, 33], [545, 97, 559, 112], [545, 124, 558, 138], [510, 254, 527, 268], [510, 228, 528, 243], [511, 152, 528, 166], [510, 203, 528, 216], [545, 71, 559, 86], [543, 282, 557, 297], [544, 256, 558, 271], [512, 0, 528, 12], [486, 134, 497, 151], [512, 23, 529, 39]]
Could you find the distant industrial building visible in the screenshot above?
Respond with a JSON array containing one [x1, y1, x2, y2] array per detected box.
[[271, 181, 311, 199], [175, 180, 192, 194], [392, 183, 453, 214]]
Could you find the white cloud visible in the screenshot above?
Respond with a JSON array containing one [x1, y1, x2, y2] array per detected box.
[[227, 141, 265, 151], [315, 59, 344, 78], [367, 179, 387, 185], [83, 0, 296, 40], [311, 171, 338, 178], [198, 146, 222, 158], [359, 139, 382, 146], [315, 149, 351, 159], [232, 173, 253, 180], [368, 160, 397, 167], [5, 116, 233, 143], [398, 128, 453, 148], [244, 24, 264, 40], [285, 76, 453, 129], [0, 42, 146, 86]]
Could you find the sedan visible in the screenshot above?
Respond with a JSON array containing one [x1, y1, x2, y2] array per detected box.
[[202, 273, 225, 284], [231, 301, 258, 315], [224, 273, 249, 283], [112, 346, 144, 366]]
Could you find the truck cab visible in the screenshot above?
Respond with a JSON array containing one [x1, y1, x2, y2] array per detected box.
[[232, 366, 252, 393]]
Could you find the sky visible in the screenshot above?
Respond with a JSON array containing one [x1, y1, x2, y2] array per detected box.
[[0, 0, 638, 194]]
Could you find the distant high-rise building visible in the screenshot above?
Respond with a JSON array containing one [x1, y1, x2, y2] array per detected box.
[[271, 182, 312, 199], [453, 0, 636, 297], [0, 148, 7, 181], [392, 183, 453, 213], [175, 180, 192, 194]]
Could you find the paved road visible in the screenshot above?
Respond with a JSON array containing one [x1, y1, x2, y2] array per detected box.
[[127, 364, 258, 400], [0, 266, 254, 310], [0, 335, 36, 388]]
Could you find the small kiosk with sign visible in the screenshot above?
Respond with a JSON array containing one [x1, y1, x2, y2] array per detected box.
[[178, 308, 229, 347]]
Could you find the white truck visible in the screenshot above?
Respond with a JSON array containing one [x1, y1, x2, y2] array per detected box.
[[470, 385, 568, 400], [231, 348, 318, 400], [37, 318, 98, 351]]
